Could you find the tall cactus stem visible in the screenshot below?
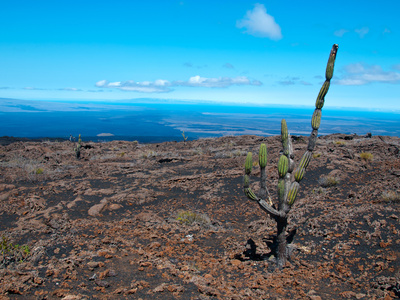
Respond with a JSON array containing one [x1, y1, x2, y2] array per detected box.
[[281, 120, 289, 155], [315, 81, 330, 109], [311, 109, 322, 130], [245, 152, 253, 175], [242, 44, 338, 269], [287, 182, 300, 205], [294, 151, 312, 182], [259, 144, 268, 168], [244, 174, 250, 188], [278, 155, 288, 178]]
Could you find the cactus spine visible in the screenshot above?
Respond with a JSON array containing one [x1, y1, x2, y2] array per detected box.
[[243, 44, 338, 268]]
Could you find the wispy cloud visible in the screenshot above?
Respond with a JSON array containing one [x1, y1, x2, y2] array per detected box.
[[236, 3, 282, 40], [334, 27, 370, 38], [58, 87, 83, 91], [334, 29, 349, 37], [183, 62, 207, 69], [23, 87, 46, 90], [277, 77, 312, 86], [355, 27, 369, 38], [336, 63, 400, 85], [223, 63, 235, 69], [96, 75, 262, 93], [175, 75, 262, 88]]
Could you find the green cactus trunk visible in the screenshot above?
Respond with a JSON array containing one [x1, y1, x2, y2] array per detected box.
[[243, 44, 339, 269], [74, 134, 82, 160], [276, 217, 288, 269]]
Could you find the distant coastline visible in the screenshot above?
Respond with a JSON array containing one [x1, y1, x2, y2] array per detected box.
[[1, 98, 400, 141]]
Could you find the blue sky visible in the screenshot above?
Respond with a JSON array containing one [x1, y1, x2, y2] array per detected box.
[[1, 0, 399, 110]]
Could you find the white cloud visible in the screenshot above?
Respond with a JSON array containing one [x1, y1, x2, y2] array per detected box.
[[174, 75, 262, 88], [95, 80, 108, 87], [355, 27, 369, 38], [95, 80, 172, 93], [59, 87, 82, 91], [336, 63, 400, 85], [236, 3, 282, 40], [96, 76, 262, 93], [334, 29, 349, 37], [23, 87, 46, 90]]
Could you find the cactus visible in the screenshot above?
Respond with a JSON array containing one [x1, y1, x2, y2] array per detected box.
[[74, 134, 82, 159], [243, 44, 338, 268], [182, 131, 188, 143]]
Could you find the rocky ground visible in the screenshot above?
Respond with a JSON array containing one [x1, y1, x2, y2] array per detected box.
[[0, 133, 399, 299]]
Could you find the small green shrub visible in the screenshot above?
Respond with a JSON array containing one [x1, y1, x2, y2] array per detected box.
[[318, 175, 339, 188], [312, 153, 321, 158], [176, 210, 210, 226], [233, 150, 247, 157], [334, 140, 346, 146], [35, 168, 44, 174], [381, 191, 400, 203], [312, 186, 327, 195], [1, 236, 31, 265], [360, 152, 373, 162], [142, 150, 158, 158]]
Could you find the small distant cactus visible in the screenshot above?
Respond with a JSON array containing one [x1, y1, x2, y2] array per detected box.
[[182, 131, 188, 143], [243, 44, 339, 268], [74, 134, 82, 159]]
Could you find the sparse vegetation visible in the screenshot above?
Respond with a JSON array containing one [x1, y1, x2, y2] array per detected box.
[[360, 151, 373, 162], [1, 236, 31, 266], [381, 190, 400, 203], [191, 147, 204, 156], [334, 140, 346, 146], [318, 175, 339, 187], [312, 153, 321, 158], [312, 186, 327, 195], [0, 155, 45, 182], [141, 150, 158, 158], [176, 210, 211, 227]]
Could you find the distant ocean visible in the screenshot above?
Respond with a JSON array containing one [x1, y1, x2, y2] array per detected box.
[[1, 98, 399, 143]]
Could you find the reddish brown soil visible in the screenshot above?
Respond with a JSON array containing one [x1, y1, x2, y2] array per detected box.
[[0, 134, 399, 299]]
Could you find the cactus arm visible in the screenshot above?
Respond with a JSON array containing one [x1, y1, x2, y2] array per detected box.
[[257, 199, 285, 219], [244, 185, 283, 218], [259, 144, 267, 200], [291, 43, 339, 206]]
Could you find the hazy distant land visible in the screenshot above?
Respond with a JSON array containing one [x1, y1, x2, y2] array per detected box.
[[1, 98, 399, 143]]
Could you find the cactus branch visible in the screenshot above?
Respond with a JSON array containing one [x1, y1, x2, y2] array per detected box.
[[243, 44, 339, 268]]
